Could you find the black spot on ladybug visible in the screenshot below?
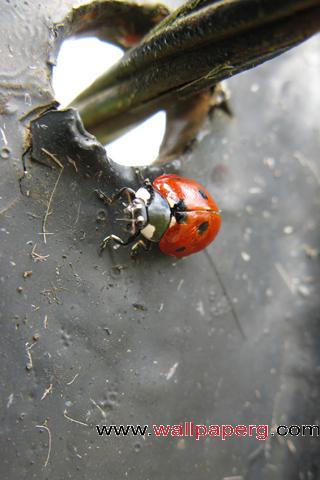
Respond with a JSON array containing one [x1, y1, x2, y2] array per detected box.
[[175, 246, 186, 253], [198, 189, 208, 200], [172, 199, 187, 223], [175, 212, 188, 224], [174, 199, 187, 212], [198, 221, 209, 234]]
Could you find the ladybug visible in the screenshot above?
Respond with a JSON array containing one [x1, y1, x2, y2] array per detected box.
[[97, 174, 221, 258]]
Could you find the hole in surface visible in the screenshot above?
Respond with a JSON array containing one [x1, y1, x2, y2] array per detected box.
[[52, 37, 166, 166], [107, 111, 166, 166], [52, 37, 122, 107]]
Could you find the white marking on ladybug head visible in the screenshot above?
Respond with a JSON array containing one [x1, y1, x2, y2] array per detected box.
[[135, 187, 151, 203], [141, 223, 156, 240]]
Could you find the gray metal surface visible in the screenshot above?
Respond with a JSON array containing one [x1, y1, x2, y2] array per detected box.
[[0, 1, 319, 479]]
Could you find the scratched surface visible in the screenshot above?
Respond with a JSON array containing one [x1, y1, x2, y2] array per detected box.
[[0, 1, 320, 479]]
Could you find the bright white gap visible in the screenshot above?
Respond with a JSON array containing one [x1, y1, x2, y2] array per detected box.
[[52, 37, 122, 106], [106, 112, 166, 166], [52, 37, 166, 166]]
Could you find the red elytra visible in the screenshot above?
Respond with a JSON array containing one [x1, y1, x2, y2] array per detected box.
[[153, 174, 221, 258]]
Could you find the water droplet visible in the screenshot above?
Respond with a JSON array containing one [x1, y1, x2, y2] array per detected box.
[[0, 147, 10, 159], [96, 210, 106, 223], [134, 443, 141, 452]]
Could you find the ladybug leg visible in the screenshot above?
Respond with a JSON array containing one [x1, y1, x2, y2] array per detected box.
[[99, 232, 139, 254], [135, 170, 153, 198], [130, 239, 151, 258], [123, 188, 137, 205], [96, 187, 136, 206], [132, 170, 153, 200]]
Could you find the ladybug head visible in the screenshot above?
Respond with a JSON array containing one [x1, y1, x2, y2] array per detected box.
[[116, 183, 172, 243], [123, 197, 148, 236]]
